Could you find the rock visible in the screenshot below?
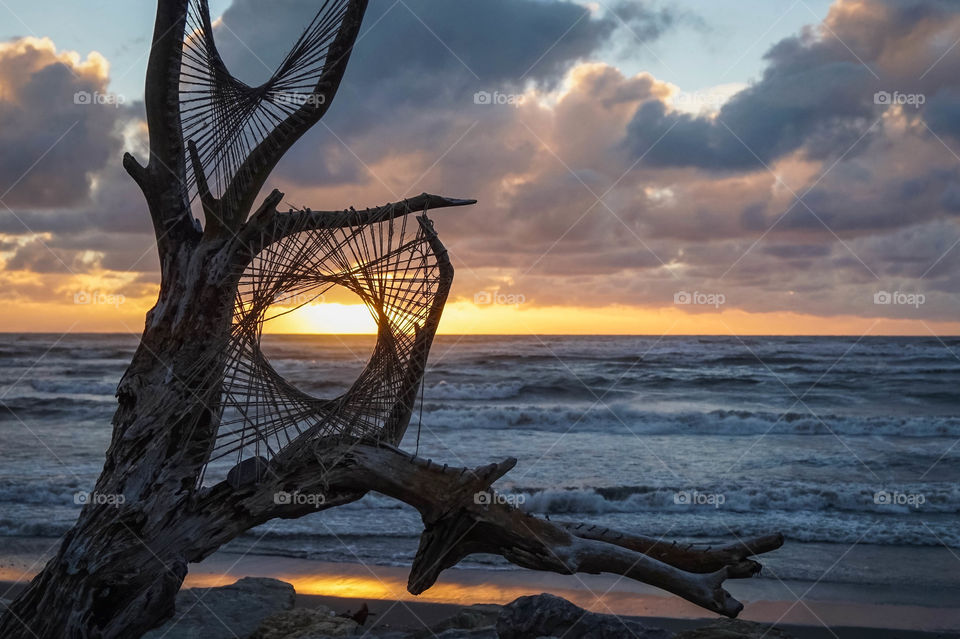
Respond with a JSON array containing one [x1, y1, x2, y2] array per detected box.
[[342, 602, 372, 626], [433, 628, 497, 638], [497, 594, 673, 639], [414, 604, 500, 638], [250, 606, 360, 638], [674, 619, 796, 638], [143, 577, 296, 639], [227, 455, 270, 488]]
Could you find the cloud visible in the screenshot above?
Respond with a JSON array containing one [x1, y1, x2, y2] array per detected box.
[[0, 36, 152, 276], [623, 0, 960, 170], [2, 1, 959, 327], [218, 0, 675, 89], [213, 0, 680, 188], [0, 37, 133, 209], [625, 63, 878, 170], [925, 88, 960, 140]]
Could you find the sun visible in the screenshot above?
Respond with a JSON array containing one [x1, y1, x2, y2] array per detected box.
[[263, 302, 378, 335]]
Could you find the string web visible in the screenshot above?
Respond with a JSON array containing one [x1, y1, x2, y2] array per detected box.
[[171, 0, 449, 487], [199, 209, 446, 486], [180, 0, 350, 210]]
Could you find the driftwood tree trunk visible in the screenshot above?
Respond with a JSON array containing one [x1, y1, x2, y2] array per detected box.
[[0, 2, 782, 637]]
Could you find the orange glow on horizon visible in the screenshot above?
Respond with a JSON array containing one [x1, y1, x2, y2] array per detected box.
[[0, 298, 957, 336], [182, 572, 543, 607]]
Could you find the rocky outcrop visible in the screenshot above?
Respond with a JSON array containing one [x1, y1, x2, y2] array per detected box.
[[143, 577, 296, 639], [496, 593, 673, 639], [674, 619, 796, 638], [413, 604, 500, 638], [250, 606, 360, 639], [140, 579, 799, 639]]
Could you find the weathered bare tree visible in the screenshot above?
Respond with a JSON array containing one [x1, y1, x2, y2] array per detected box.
[[0, 1, 782, 637]]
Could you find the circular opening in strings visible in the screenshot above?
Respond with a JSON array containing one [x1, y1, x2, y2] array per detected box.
[[258, 284, 378, 399], [199, 284, 378, 488], [199, 213, 442, 489]]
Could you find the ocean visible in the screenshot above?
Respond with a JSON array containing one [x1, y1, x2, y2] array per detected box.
[[1, 333, 959, 603]]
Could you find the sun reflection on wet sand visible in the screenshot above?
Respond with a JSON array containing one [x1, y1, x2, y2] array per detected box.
[[178, 555, 694, 617], [3, 556, 960, 631]]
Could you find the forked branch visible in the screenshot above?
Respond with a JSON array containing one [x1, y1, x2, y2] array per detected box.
[[126, 0, 375, 248], [223, 0, 370, 223], [211, 441, 783, 618]]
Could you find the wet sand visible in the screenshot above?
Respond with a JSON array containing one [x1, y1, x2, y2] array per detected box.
[[2, 542, 959, 637]]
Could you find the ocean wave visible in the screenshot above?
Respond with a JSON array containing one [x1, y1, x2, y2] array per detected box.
[[0, 518, 72, 537], [422, 377, 637, 401], [28, 379, 117, 396], [426, 380, 525, 400], [0, 397, 114, 420], [420, 404, 960, 437], [0, 478, 88, 506], [507, 483, 960, 516]]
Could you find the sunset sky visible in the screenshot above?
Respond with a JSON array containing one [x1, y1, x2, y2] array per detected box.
[[0, 0, 959, 335]]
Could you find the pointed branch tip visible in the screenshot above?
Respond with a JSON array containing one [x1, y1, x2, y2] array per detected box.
[[122, 152, 147, 185]]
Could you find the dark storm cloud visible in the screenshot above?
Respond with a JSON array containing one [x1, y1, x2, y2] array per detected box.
[[0, 159, 154, 240], [0, 38, 133, 209], [215, 0, 680, 187], [624, 62, 878, 170], [219, 0, 674, 88], [623, 0, 960, 170], [925, 89, 960, 141]]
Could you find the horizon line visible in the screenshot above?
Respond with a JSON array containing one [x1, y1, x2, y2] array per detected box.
[[1, 331, 957, 338]]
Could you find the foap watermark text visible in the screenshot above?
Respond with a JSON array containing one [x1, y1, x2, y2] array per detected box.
[[674, 489, 725, 508], [273, 490, 327, 508], [74, 91, 126, 108], [874, 290, 925, 308], [473, 90, 525, 107], [474, 490, 525, 507], [874, 91, 925, 108], [74, 291, 125, 307], [674, 291, 725, 308]]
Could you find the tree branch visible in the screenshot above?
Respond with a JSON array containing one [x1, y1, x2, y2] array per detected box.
[[143, 0, 189, 174], [125, 0, 199, 254], [202, 441, 782, 619], [235, 191, 477, 261], [558, 523, 783, 578]]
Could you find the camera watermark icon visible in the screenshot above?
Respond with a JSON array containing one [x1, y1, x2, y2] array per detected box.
[[273, 490, 326, 508], [274, 92, 326, 107], [74, 291, 126, 308], [873, 490, 925, 509], [473, 90, 525, 108], [874, 91, 925, 108], [674, 291, 725, 308], [474, 290, 526, 306], [74, 491, 125, 507], [873, 291, 925, 308], [474, 490, 525, 507], [73, 91, 126, 108], [673, 490, 725, 508]]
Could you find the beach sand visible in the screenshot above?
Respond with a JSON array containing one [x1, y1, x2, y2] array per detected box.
[[2, 540, 959, 638], [2, 582, 958, 638]]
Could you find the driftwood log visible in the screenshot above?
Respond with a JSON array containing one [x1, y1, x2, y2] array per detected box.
[[0, 1, 783, 637]]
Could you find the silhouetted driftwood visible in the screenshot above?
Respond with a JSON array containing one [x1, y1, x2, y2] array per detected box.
[[0, 1, 782, 637]]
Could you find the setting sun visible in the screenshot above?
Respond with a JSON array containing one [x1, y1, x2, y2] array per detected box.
[[265, 302, 379, 334]]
